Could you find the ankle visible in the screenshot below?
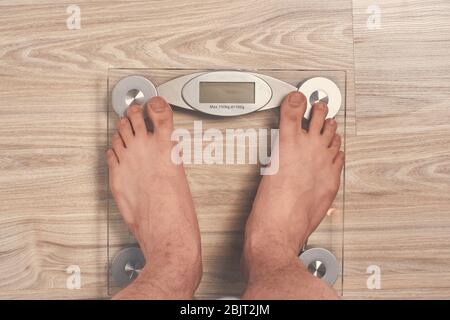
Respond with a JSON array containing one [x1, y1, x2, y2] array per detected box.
[[141, 244, 203, 292], [243, 227, 300, 257], [244, 254, 302, 285], [242, 234, 300, 279], [137, 257, 202, 297]]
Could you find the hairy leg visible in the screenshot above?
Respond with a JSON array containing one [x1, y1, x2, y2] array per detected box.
[[107, 97, 202, 299], [242, 92, 344, 300]]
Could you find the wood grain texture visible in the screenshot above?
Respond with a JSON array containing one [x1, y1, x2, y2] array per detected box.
[[0, 1, 354, 109], [0, 0, 357, 152], [0, 0, 355, 299], [0, 147, 108, 298], [0, 113, 107, 149], [344, 133, 450, 299], [353, 0, 450, 135], [344, 0, 450, 299]]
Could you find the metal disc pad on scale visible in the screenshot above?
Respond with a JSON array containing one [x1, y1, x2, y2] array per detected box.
[[298, 77, 342, 120], [111, 247, 146, 288], [111, 75, 157, 117], [298, 247, 339, 286]]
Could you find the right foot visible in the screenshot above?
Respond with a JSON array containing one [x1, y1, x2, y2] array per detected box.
[[243, 92, 344, 275], [107, 97, 202, 297]]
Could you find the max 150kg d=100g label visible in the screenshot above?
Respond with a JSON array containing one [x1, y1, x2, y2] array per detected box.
[[180, 304, 270, 317]]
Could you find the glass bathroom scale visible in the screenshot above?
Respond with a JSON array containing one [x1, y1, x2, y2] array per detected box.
[[106, 68, 346, 298]]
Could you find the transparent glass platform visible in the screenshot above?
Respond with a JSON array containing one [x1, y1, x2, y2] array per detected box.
[[106, 68, 346, 298]]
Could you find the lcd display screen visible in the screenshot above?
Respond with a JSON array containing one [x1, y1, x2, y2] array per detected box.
[[199, 82, 255, 104]]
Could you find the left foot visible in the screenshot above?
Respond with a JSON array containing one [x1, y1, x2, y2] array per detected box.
[[107, 97, 202, 297]]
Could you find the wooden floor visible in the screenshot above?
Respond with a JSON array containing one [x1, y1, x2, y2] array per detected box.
[[347, 0, 450, 299], [0, 0, 448, 299]]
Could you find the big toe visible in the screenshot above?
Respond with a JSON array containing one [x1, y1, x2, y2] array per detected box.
[[146, 96, 174, 139], [279, 91, 307, 138]]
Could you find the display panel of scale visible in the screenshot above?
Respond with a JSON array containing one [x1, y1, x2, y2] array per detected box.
[[199, 82, 255, 104]]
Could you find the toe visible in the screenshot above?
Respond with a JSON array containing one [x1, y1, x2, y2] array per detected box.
[[112, 132, 125, 160], [106, 148, 118, 168], [333, 150, 345, 170], [126, 105, 147, 137], [117, 117, 133, 146], [309, 102, 328, 134], [322, 118, 337, 146], [331, 151, 344, 192], [329, 134, 342, 158], [146, 96, 174, 139], [279, 92, 307, 138]]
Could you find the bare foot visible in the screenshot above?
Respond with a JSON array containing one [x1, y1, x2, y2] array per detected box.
[[243, 91, 344, 278], [107, 97, 202, 298]]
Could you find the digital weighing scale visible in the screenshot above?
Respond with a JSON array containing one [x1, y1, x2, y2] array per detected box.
[[111, 70, 342, 119], [107, 69, 345, 295]]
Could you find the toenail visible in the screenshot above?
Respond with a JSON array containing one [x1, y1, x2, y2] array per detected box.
[[120, 118, 128, 125], [129, 105, 140, 113], [288, 92, 305, 107], [148, 97, 166, 113], [315, 102, 327, 110], [329, 119, 336, 126]]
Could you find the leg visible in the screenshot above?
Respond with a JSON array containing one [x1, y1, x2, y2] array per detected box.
[[242, 92, 344, 300], [107, 97, 202, 299]]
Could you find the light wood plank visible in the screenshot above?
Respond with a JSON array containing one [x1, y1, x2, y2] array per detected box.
[[353, 0, 450, 135], [0, 147, 108, 298], [344, 0, 450, 299], [0, 113, 107, 149], [344, 132, 450, 299]]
